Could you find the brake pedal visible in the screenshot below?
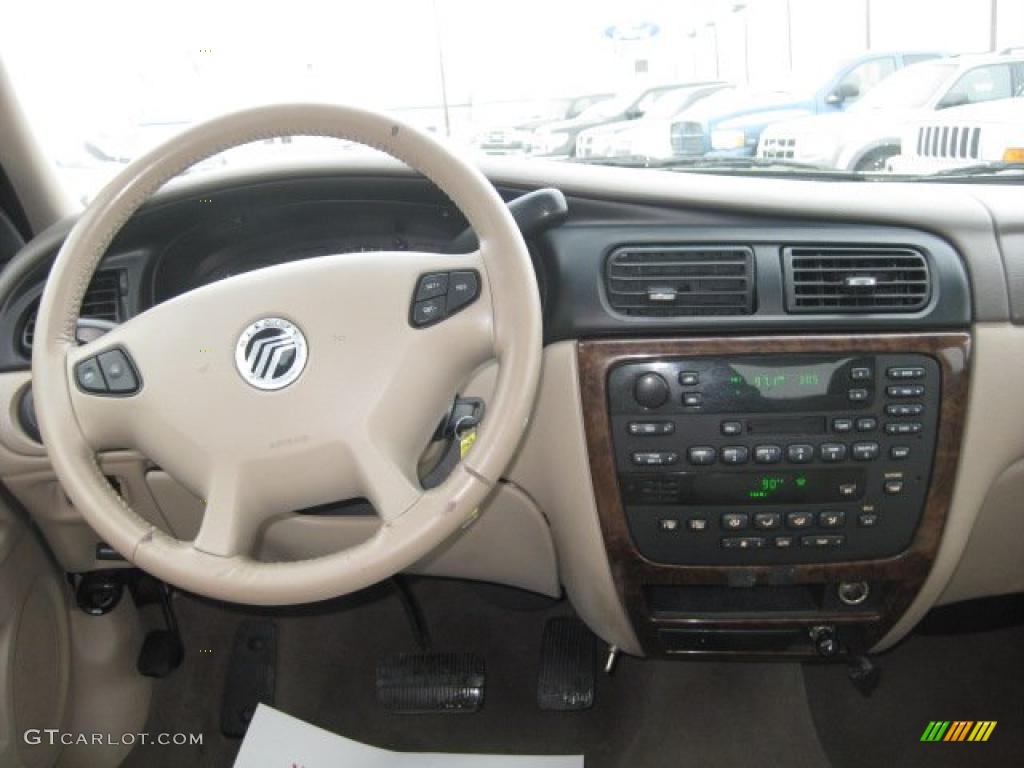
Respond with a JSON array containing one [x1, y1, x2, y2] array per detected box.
[[376, 652, 485, 714], [537, 617, 596, 711], [221, 619, 277, 737]]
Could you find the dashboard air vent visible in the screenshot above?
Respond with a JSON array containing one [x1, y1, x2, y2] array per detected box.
[[605, 245, 755, 317], [21, 269, 124, 352], [783, 247, 930, 313]]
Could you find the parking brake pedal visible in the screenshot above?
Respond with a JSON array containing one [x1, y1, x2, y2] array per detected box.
[[537, 617, 596, 711], [376, 652, 485, 714], [221, 620, 277, 737]]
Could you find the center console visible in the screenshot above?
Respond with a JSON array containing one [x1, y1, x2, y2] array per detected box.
[[579, 334, 969, 658]]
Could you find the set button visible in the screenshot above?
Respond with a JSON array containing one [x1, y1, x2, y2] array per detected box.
[[411, 271, 480, 327], [75, 348, 141, 396]]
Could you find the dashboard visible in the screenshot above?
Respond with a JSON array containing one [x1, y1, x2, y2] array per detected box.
[[0, 158, 1021, 661]]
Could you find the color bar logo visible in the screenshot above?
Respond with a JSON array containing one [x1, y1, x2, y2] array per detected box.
[[921, 721, 997, 742]]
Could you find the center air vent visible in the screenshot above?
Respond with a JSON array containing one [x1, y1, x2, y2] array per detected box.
[[605, 245, 755, 317], [783, 247, 930, 313], [20, 269, 124, 352]]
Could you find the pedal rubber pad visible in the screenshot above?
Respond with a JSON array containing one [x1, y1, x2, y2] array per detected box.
[[221, 619, 277, 737], [537, 617, 595, 711], [376, 652, 485, 714]]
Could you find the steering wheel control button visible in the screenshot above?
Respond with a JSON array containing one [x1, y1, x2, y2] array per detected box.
[[634, 373, 669, 409], [75, 357, 108, 393], [414, 273, 449, 301], [235, 317, 308, 391], [97, 349, 139, 393], [409, 270, 480, 327], [446, 271, 480, 313], [412, 297, 446, 327]]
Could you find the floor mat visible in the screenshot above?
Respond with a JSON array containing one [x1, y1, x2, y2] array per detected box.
[[124, 579, 829, 768], [804, 598, 1024, 768]]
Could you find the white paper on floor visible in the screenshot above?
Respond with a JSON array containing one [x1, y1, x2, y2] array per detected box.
[[233, 703, 584, 768]]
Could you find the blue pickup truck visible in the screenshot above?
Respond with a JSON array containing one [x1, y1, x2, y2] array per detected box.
[[669, 51, 945, 159]]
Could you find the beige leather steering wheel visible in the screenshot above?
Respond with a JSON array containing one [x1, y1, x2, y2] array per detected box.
[[31, 104, 542, 605]]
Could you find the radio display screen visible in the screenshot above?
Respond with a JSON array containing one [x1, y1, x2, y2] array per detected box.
[[728, 361, 837, 399]]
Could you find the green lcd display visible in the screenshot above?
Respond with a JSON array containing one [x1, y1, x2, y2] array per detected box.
[[727, 361, 837, 399]]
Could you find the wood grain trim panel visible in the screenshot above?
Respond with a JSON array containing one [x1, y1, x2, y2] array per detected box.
[[578, 333, 971, 656]]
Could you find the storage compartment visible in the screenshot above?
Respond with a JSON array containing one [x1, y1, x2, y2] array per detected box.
[[646, 583, 881, 618]]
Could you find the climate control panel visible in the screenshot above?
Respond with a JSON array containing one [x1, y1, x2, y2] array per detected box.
[[607, 353, 940, 565]]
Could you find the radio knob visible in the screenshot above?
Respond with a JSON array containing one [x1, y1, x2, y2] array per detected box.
[[634, 373, 670, 409]]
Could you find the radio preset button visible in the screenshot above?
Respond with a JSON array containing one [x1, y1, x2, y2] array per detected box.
[[753, 512, 782, 530], [753, 445, 783, 464], [632, 451, 679, 466], [850, 367, 873, 381], [818, 511, 846, 529], [786, 444, 814, 463], [687, 446, 717, 465], [886, 403, 923, 417], [786, 511, 814, 529], [852, 442, 880, 461], [634, 373, 670, 409], [855, 417, 878, 432], [890, 445, 911, 460], [888, 367, 925, 380], [832, 418, 853, 433], [682, 392, 703, 407], [887, 384, 925, 398], [820, 443, 848, 462], [628, 421, 675, 436], [678, 371, 700, 386], [885, 422, 922, 435], [721, 513, 750, 531], [848, 388, 870, 402], [721, 420, 744, 436], [720, 446, 750, 465], [721, 536, 765, 550]]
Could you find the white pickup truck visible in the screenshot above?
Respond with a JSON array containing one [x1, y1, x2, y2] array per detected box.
[[887, 97, 1024, 173]]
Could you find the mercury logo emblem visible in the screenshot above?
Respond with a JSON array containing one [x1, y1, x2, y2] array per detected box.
[[235, 318, 307, 390]]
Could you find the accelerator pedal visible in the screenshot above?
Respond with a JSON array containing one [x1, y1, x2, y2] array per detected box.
[[376, 652, 485, 714], [537, 617, 596, 711], [221, 619, 277, 737]]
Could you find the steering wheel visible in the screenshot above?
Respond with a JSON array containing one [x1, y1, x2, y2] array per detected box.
[[31, 104, 542, 605]]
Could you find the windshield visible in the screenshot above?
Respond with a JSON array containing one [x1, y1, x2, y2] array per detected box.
[[850, 61, 959, 111], [3, 0, 1022, 201]]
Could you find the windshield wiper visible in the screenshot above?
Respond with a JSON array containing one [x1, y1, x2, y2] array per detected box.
[[572, 154, 864, 179], [925, 161, 1024, 178]]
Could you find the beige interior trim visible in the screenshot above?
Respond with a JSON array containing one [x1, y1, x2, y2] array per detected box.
[[876, 323, 1024, 650]]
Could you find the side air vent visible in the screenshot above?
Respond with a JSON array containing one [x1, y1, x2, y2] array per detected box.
[[783, 247, 930, 313], [20, 270, 124, 352], [605, 245, 755, 317]]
